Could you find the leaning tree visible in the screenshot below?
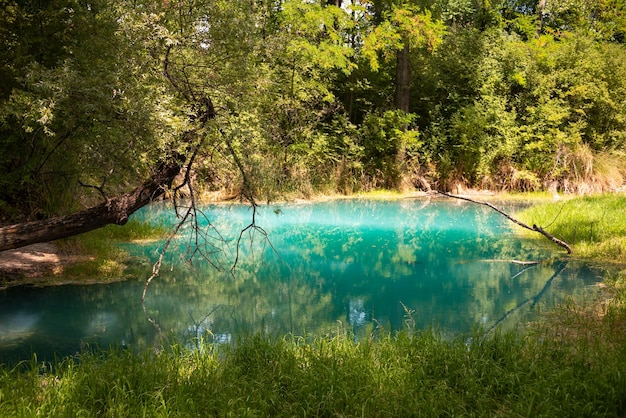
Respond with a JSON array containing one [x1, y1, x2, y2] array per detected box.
[[0, 0, 259, 252]]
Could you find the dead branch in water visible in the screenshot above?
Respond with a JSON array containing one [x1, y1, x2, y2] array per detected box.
[[438, 192, 573, 254]]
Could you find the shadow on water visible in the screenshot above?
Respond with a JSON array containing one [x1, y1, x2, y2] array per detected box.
[[0, 199, 605, 363]]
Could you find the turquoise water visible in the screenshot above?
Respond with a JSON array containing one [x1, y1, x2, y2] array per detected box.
[[0, 199, 603, 363]]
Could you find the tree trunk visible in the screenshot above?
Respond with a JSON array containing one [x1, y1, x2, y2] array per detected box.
[[0, 160, 183, 251], [536, 0, 546, 37], [395, 43, 410, 174], [395, 43, 410, 113]]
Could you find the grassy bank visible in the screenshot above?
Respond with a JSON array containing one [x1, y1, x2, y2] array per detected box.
[[1, 323, 626, 417], [516, 193, 626, 263], [55, 219, 167, 281]]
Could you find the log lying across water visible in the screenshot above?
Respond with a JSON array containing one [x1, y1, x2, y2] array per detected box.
[[438, 191, 573, 255], [0, 161, 182, 253]]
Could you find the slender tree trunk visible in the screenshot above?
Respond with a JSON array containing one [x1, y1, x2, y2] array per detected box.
[[536, 0, 546, 37], [395, 43, 411, 177], [395, 43, 410, 113]]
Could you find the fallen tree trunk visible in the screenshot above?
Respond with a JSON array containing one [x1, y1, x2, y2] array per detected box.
[[438, 191, 573, 254], [0, 161, 182, 252], [0, 90, 216, 253]]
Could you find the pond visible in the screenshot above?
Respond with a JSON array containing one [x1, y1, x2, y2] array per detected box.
[[0, 198, 604, 363]]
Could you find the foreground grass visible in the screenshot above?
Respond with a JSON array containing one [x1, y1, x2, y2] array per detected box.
[[1, 318, 626, 417], [516, 193, 626, 262]]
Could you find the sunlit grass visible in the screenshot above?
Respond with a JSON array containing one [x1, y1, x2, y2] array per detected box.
[[516, 193, 626, 262], [56, 219, 168, 280], [496, 190, 562, 202], [355, 189, 408, 198]]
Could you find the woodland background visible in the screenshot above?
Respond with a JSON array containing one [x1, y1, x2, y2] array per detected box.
[[2, 0, 625, 225]]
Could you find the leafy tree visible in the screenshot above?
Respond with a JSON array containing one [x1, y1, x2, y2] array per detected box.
[[355, 1, 445, 187], [204, 0, 365, 199], [363, 2, 445, 112], [540, 0, 626, 41], [0, 0, 211, 250], [0, 0, 165, 221]]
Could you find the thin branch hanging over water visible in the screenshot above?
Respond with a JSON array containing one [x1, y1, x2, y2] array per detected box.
[[437, 191, 573, 254]]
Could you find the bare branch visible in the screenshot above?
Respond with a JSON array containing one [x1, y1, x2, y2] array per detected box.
[[487, 260, 569, 333], [78, 179, 109, 202], [142, 204, 193, 302], [163, 45, 193, 102], [438, 191, 573, 254]]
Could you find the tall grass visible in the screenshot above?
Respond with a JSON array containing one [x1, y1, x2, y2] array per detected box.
[[516, 194, 626, 262], [1, 324, 626, 417]]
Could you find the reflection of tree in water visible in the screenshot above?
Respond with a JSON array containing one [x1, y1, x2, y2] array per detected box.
[[487, 260, 569, 332], [0, 200, 604, 363]]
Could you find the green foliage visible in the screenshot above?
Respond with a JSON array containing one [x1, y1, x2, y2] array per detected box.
[[541, 0, 626, 41], [363, 5, 445, 72], [359, 110, 421, 188], [0, 0, 183, 222], [195, 0, 365, 199], [2, 0, 626, 223], [422, 24, 626, 191]]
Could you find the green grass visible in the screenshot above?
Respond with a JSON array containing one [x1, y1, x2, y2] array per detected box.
[[56, 219, 168, 281], [516, 193, 626, 262], [1, 323, 626, 417]]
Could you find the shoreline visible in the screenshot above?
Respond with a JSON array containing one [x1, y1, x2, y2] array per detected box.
[[0, 243, 93, 289], [1, 191, 621, 289]]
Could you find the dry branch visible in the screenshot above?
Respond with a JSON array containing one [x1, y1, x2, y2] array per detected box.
[[487, 260, 569, 332], [438, 191, 573, 254]]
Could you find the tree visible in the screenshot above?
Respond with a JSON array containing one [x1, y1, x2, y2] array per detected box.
[[0, 1, 151, 221], [0, 0, 214, 251], [214, 0, 362, 198], [540, 0, 626, 41], [363, 3, 445, 113]]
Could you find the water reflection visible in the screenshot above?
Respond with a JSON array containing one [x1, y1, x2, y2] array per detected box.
[[0, 199, 604, 363]]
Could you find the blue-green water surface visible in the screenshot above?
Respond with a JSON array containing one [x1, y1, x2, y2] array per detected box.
[[0, 199, 604, 363]]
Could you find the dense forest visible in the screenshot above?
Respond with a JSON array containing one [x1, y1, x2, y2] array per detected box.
[[1, 0, 626, 227]]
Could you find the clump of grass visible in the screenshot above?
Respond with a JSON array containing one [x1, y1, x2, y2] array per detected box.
[[2, 324, 626, 417], [516, 194, 626, 262]]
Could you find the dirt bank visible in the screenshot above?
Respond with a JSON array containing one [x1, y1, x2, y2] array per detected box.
[[0, 243, 87, 289]]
